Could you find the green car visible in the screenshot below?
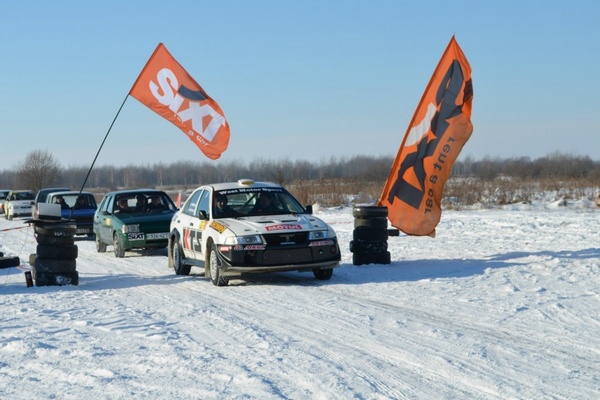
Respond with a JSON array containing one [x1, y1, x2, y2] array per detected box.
[[93, 189, 177, 257]]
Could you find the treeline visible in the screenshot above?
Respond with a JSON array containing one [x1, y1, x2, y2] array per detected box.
[[1, 152, 598, 207]]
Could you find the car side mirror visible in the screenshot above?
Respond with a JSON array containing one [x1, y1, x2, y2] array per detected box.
[[305, 205, 313, 215], [198, 210, 209, 220]]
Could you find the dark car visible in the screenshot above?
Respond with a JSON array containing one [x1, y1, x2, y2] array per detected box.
[[93, 189, 177, 257], [33, 187, 70, 219], [45, 191, 97, 237]]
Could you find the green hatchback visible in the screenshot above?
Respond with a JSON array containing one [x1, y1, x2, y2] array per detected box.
[[93, 189, 177, 257]]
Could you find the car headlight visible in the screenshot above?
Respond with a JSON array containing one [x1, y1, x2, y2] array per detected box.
[[122, 224, 140, 233], [309, 228, 336, 240], [224, 235, 264, 245]]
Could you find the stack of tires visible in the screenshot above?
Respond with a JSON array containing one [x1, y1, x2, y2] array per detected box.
[[30, 221, 79, 286], [350, 205, 391, 265]]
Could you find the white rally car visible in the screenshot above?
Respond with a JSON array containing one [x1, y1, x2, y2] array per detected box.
[[168, 179, 341, 286]]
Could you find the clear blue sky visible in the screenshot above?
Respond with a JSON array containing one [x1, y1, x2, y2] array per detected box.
[[1, 0, 599, 168]]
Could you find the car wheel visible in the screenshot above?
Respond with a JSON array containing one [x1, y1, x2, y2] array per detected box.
[[113, 233, 125, 258], [7, 213, 13, 221], [172, 241, 191, 276], [208, 244, 228, 287], [96, 235, 107, 253], [313, 268, 333, 280]]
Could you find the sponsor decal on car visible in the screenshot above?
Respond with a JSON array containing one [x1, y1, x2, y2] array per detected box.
[[309, 240, 335, 247], [210, 220, 226, 234], [128, 233, 145, 241], [233, 244, 266, 251], [266, 224, 302, 232]]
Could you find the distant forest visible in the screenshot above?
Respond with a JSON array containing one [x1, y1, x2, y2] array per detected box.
[[1, 152, 599, 207]]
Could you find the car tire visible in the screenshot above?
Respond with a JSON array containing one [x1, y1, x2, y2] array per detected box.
[[96, 235, 107, 253], [352, 206, 388, 219], [354, 217, 388, 230], [208, 244, 228, 287], [36, 244, 78, 260], [113, 233, 125, 258], [172, 241, 191, 276], [0, 256, 20, 269], [312, 268, 333, 280], [35, 234, 75, 246], [34, 223, 77, 237]]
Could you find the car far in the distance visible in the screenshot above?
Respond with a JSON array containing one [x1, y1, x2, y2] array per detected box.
[[168, 179, 341, 286], [93, 189, 178, 258], [0, 190, 10, 215], [4, 190, 35, 220]]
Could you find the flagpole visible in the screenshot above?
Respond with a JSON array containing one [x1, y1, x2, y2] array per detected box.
[[68, 93, 130, 219]]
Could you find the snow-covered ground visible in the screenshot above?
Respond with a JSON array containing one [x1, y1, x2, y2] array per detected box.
[[1, 200, 599, 399]]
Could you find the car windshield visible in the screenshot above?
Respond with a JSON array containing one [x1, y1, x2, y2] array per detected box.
[[114, 192, 176, 214], [213, 188, 305, 218], [51, 193, 97, 209], [16, 192, 35, 201]]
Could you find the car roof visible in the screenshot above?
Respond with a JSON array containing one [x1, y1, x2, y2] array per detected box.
[[9, 190, 34, 193], [103, 189, 166, 196], [37, 187, 70, 193], [48, 191, 94, 196], [208, 180, 282, 191]]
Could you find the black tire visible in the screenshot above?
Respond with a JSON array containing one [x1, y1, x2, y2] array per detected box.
[[313, 268, 333, 280], [388, 228, 400, 237], [208, 244, 228, 286], [354, 217, 388, 230], [353, 206, 388, 219], [349, 240, 388, 254], [172, 241, 191, 276], [113, 233, 125, 258], [36, 244, 78, 260], [352, 252, 375, 266], [96, 235, 107, 253], [33, 258, 77, 273], [375, 251, 391, 264], [0, 256, 20, 269], [35, 234, 75, 246], [353, 228, 388, 242], [34, 222, 76, 237], [34, 270, 79, 286]]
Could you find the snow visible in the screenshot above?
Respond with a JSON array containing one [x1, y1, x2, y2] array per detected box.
[[1, 201, 599, 399]]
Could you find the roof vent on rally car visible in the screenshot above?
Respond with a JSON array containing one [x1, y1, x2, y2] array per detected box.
[[238, 179, 255, 186]]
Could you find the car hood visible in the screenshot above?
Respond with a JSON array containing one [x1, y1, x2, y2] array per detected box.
[[111, 211, 175, 224], [215, 213, 332, 236], [9, 200, 33, 206]]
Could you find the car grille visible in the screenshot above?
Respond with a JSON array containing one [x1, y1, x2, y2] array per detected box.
[[261, 248, 313, 265], [263, 232, 308, 245]]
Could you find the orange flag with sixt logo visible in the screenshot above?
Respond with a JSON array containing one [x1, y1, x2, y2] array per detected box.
[[130, 43, 230, 160], [378, 36, 473, 236]]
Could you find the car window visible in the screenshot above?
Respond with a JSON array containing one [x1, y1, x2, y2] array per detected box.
[[99, 195, 113, 213], [198, 190, 210, 217], [183, 190, 202, 216]]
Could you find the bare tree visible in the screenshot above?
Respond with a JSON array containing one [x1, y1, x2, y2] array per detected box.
[[16, 150, 62, 193]]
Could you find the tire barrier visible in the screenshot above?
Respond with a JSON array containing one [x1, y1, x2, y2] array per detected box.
[[0, 255, 21, 269], [30, 220, 79, 286], [350, 206, 391, 266]]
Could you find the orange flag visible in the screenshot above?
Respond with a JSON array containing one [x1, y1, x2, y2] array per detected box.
[[378, 36, 473, 236], [130, 43, 230, 160]]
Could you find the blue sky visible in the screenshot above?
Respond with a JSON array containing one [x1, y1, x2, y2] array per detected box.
[[1, 1, 598, 168]]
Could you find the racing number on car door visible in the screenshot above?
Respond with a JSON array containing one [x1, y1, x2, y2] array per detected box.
[[182, 227, 203, 258]]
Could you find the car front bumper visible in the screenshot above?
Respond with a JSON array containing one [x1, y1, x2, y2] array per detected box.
[[216, 240, 341, 275]]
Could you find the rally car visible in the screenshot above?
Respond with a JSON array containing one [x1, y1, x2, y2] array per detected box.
[[168, 179, 341, 286]]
